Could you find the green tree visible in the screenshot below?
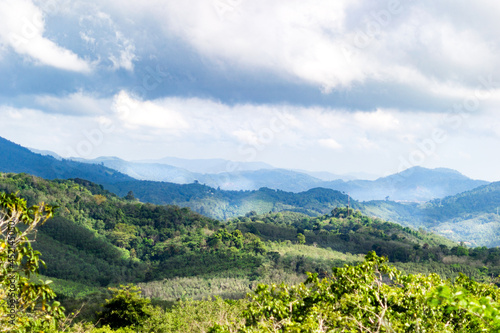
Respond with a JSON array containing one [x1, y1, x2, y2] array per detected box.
[[97, 284, 152, 329], [0, 192, 65, 332], [297, 233, 305, 245], [212, 252, 500, 332], [124, 191, 135, 201]]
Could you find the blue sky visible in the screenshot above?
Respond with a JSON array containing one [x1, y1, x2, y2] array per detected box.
[[1, 0, 500, 181]]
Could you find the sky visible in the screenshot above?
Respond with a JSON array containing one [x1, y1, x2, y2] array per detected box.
[[1, 0, 500, 181]]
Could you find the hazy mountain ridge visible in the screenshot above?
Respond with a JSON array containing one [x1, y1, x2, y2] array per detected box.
[[0, 137, 133, 184], [63, 154, 489, 202], [71, 156, 199, 184], [136, 156, 275, 174], [4, 136, 499, 246], [321, 166, 489, 202], [361, 182, 500, 247], [70, 156, 324, 192]]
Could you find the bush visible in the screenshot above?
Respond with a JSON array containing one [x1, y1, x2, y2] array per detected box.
[[96, 284, 152, 329]]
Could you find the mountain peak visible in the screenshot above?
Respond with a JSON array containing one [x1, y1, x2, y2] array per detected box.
[[396, 166, 464, 178]]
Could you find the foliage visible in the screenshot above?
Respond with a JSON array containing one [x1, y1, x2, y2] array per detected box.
[[4, 173, 500, 331], [213, 252, 500, 332], [97, 284, 152, 329], [67, 297, 246, 333], [0, 192, 65, 332]]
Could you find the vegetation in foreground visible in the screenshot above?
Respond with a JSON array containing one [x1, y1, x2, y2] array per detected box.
[[2, 174, 500, 331]]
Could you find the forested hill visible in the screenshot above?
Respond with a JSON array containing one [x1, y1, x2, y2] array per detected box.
[[0, 135, 356, 219], [6, 172, 500, 328], [0, 173, 452, 267], [0, 172, 478, 287], [2, 135, 500, 247], [105, 181, 358, 219], [0, 136, 132, 184], [361, 182, 500, 247], [323, 166, 488, 202], [422, 181, 500, 221]]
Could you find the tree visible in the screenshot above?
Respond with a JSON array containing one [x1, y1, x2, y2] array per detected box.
[[212, 252, 500, 332], [297, 233, 306, 245], [125, 191, 136, 201], [0, 192, 65, 332], [97, 284, 152, 329]]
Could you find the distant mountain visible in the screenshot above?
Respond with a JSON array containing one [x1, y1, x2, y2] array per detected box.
[[200, 169, 323, 192], [321, 166, 489, 202], [136, 156, 275, 174], [0, 136, 132, 184], [72, 157, 322, 192], [293, 169, 356, 181], [360, 182, 500, 247], [104, 181, 356, 220], [422, 181, 500, 221], [28, 148, 63, 160], [3, 135, 499, 247], [71, 155, 487, 202], [414, 182, 500, 247], [71, 156, 199, 184], [0, 137, 356, 220]]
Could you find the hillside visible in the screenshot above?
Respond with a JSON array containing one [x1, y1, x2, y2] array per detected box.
[[2, 136, 353, 217], [359, 182, 500, 247], [0, 173, 491, 278], [3, 136, 500, 247], [71, 156, 324, 192], [4, 172, 500, 329], [105, 181, 359, 219], [0, 136, 132, 184], [322, 166, 489, 202], [419, 182, 500, 247], [422, 181, 500, 221]]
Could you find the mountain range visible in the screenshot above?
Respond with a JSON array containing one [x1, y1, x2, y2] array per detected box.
[[2, 135, 500, 246], [0, 136, 132, 184], [33, 150, 488, 202]]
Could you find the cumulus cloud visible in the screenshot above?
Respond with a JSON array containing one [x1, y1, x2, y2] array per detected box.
[[354, 109, 400, 131], [3, 1, 500, 180], [107, 0, 500, 98], [0, 0, 91, 72], [78, 9, 137, 71], [108, 35, 136, 71], [112, 91, 189, 130], [35, 91, 111, 115], [318, 138, 342, 150], [2, 93, 500, 179]]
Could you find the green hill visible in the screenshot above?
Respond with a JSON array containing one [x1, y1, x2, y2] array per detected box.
[[104, 181, 357, 219], [361, 182, 500, 247], [4, 172, 500, 328]]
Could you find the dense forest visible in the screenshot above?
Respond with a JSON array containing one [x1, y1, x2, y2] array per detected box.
[[2, 172, 500, 331]]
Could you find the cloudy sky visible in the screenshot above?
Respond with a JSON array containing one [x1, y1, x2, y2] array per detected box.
[[1, 0, 500, 181]]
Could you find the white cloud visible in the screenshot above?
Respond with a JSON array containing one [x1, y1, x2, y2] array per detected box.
[[109, 34, 136, 71], [0, 0, 91, 72], [354, 109, 400, 131], [3, 93, 500, 180], [79, 9, 137, 71], [101, 0, 500, 98], [35, 91, 111, 115], [112, 91, 189, 130], [356, 136, 379, 150], [232, 129, 260, 146], [318, 138, 342, 150]]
